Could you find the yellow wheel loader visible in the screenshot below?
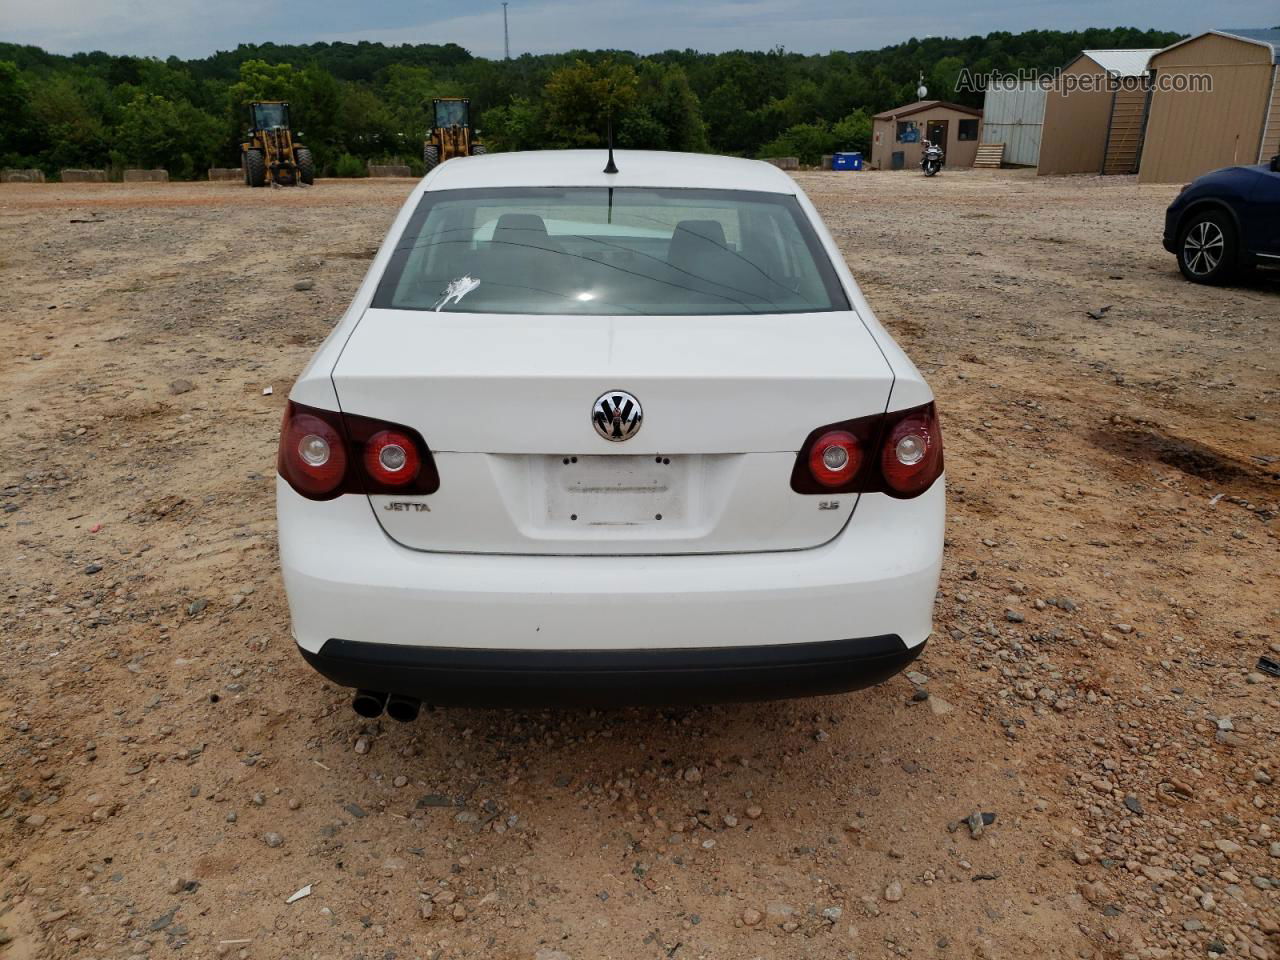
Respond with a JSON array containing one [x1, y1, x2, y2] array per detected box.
[[422, 98, 485, 171], [241, 101, 315, 187]]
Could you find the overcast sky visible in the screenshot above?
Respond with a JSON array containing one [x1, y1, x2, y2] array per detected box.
[[2, 0, 1275, 60]]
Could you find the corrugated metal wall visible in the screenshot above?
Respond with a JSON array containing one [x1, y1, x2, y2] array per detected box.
[[1139, 34, 1273, 183], [980, 85, 1046, 166], [1102, 89, 1150, 174]]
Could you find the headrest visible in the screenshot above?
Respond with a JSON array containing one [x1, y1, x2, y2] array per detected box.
[[671, 219, 726, 249], [493, 213, 550, 244]]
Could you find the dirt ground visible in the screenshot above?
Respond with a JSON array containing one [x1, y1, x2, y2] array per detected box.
[[0, 170, 1277, 960]]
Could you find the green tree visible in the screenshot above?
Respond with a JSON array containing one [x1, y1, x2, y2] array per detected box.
[[769, 78, 823, 128], [30, 74, 105, 169], [380, 64, 465, 138], [291, 65, 343, 166], [228, 58, 296, 103], [759, 121, 836, 165], [114, 92, 222, 176], [226, 58, 297, 132], [651, 65, 708, 152], [616, 107, 668, 149], [480, 96, 545, 152], [0, 61, 44, 161], [702, 79, 753, 154], [335, 82, 397, 157], [929, 56, 965, 102], [542, 58, 638, 147], [115, 94, 179, 168], [831, 108, 872, 154]]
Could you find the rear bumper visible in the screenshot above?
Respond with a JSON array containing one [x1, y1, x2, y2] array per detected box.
[[300, 634, 925, 706], [277, 476, 943, 703]]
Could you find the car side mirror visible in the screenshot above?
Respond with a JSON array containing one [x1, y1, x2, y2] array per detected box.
[[1271, 154, 1280, 172]]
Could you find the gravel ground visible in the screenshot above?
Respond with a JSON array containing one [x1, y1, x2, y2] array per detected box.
[[0, 171, 1277, 960]]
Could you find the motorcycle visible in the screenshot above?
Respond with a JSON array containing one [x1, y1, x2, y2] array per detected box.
[[920, 140, 944, 177]]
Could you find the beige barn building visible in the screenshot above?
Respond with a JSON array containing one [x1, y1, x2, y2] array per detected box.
[[1139, 29, 1280, 183], [1037, 49, 1157, 176], [869, 101, 983, 170]]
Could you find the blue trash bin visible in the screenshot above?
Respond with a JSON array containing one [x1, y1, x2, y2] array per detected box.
[[832, 152, 863, 171]]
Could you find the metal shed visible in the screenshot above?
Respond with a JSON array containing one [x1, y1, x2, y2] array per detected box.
[[979, 83, 1046, 166], [1037, 49, 1157, 176], [1139, 29, 1280, 183], [869, 100, 983, 171]]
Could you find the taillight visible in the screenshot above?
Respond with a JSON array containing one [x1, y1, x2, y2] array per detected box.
[[791, 402, 943, 498], [880, 405, 943, 497], [789, 413, 882, 495], [279, 408, 347, 499], [808, 430, 861, 487], [363, 430, 421, 487], [278, 401, 439, 500]]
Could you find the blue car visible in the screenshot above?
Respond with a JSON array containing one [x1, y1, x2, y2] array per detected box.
[[1163, 154, 1280, 284]]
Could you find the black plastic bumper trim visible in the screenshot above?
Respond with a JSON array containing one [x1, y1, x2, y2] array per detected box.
[[298, 634, 924, 707]]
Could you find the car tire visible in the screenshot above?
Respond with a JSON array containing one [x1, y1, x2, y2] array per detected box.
[[296, 147, 315, 185], [1177, 209, 1237, 284], [245, 149, 266, 188], [424, 144, 440, 172]]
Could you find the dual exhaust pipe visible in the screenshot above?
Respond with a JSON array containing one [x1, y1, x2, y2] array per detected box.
[[352, 689, 421, 723]]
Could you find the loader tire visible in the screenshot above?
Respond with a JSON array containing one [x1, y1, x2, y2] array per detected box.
[[296, 147, 315, 185], [245, 149, 266, 188], [424, 144, 440, 172], [470, 143, 487, 156]]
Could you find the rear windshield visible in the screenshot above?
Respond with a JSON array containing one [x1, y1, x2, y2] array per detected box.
[[373, 187, 849, 316]]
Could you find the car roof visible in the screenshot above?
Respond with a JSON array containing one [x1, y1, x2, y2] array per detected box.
[[423, 150, 800, 194]]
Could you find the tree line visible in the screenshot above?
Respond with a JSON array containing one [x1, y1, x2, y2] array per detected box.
[[0, 27, 1181, 178]]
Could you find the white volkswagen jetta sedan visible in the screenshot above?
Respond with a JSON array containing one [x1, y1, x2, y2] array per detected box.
[[276, 150, 943, 719]]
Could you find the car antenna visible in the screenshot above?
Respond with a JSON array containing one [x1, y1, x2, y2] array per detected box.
[[604, 109, 619, 175]]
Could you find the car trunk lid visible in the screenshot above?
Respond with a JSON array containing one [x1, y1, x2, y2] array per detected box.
[[331, 309, 894, 554]]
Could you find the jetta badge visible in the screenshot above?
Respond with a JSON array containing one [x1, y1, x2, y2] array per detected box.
[[592, 390, 643, 442]]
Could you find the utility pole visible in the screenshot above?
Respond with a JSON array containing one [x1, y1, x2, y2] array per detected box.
[[502, 3, 510, 60]]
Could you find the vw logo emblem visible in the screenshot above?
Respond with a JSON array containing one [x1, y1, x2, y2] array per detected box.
[[592, 390, 643, 442]]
